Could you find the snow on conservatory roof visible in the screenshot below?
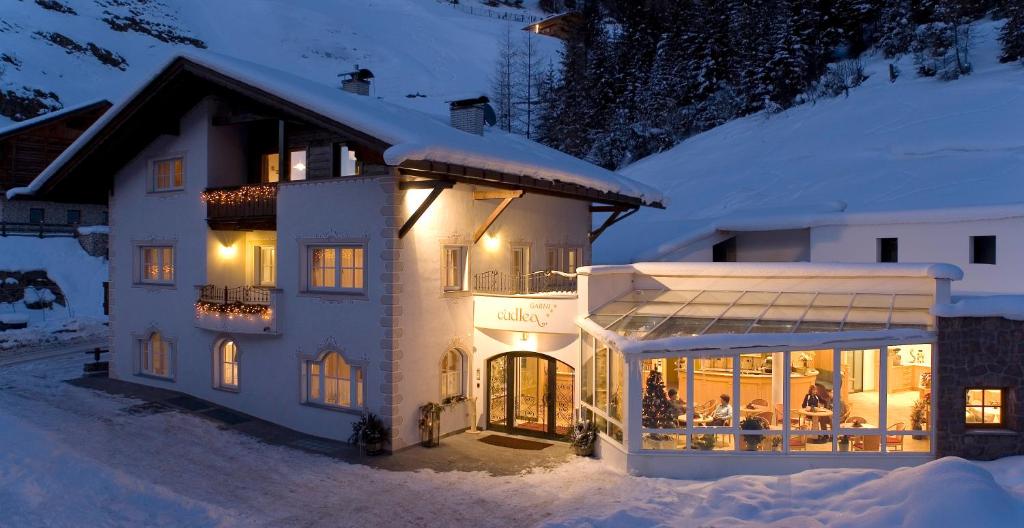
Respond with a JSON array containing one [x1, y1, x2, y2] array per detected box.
[[577, 262, 958, 355], [8, 53, 663, 207]]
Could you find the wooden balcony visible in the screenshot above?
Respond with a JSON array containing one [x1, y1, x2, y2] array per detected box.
[[472, 270, 577, 296], [194, 284, 280, 334], [202, 184, 276, 230]]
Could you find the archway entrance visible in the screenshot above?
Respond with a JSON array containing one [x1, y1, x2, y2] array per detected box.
[[487, 352, 574, 438]]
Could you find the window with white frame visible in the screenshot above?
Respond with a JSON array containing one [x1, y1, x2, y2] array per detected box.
[[546, 247, 583, 273], [307, 245, 365, 292], [139, 245, 174, 284], [152, 157, 184, 191], [254, 246, 276, 287], [217, 340, 239, 389], [442, 245, 467, 292], [306, 351, 364, 408], [140, 332, 171, 378], [441, 349, 465, 399]]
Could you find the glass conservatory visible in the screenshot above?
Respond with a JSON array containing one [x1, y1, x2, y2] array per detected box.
[[575, 263, 958, 478]]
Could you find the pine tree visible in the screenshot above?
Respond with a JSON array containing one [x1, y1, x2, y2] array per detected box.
[[999, 2, 1024, 63], [515, 31, 545, 138], [642, 368, 675, 429], [491, 24, 519, 132], [877, 0, 916, 58]]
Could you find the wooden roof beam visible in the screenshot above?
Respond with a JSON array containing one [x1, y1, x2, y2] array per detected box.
[[473, 190, 523, 243], [397, 180, 454, 238], [590, 206, 639, 242]]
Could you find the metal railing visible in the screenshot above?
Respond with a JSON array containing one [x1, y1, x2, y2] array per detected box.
[[435, 0, 542, 23], [0, 222, 80, 238], [472, 270, 576, 295], [198, 285, 272, 305]]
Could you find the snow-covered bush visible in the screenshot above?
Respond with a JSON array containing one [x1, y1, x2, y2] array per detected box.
[[914, 21, 972, 80], [803, 59, 867, 102]]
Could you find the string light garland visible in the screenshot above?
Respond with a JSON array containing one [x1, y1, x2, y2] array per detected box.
[[201, 185, 277, 205], [195, 301, 272, 320]]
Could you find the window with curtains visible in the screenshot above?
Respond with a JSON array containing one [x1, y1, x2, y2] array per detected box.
[[139, 246, 174, 285], [152, 157, 184, 191], [139, 332, 171, 378], [306, 245, 365, 293], [306, 351, 364, 409], [442, 246, 467, 292], [216, 340, 239, 390], [441, 349, 465, 399]]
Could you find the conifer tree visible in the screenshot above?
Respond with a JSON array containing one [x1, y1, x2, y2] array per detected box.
[[999, 2, 1024, 63], [642, 368, 675, 429]]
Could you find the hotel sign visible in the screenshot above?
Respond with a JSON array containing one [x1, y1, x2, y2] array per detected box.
[[474, 295, 578, 334]]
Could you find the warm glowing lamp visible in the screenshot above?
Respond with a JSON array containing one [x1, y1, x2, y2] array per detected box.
[[483, 233, 500, 252], [218, 243, 237, 259]]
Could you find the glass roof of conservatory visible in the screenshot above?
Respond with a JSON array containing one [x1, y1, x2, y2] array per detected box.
[[588, 289, 934, 341]]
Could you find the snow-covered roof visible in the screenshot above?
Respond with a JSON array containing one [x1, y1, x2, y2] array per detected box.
[[597, 20, 1024, 262], [9, 53, 663, 206], [0, 99, 110, 142], [579, 261, 964, 281], [933, 295, 1024, 321]]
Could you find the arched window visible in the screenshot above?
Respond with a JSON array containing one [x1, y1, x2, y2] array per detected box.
[[307, 351, 363, 408], [217, 340, 239, 389], [140, 332, 170, 378], [441, 349, 464, 400]]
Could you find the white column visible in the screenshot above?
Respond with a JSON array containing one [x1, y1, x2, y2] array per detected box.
[[625, 354, 643, 453]]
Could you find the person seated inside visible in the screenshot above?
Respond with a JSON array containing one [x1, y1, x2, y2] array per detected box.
[[801, 385, 821, 409], [667, 388, 686, 424], [709, 394, 732, 426]]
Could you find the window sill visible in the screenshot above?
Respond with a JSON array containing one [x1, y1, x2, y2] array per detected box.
[[136, 372, 174, 382], [302, 401, 364, 416], [213, 385, 239, 394], [965, 428, 1016, 436], [147, 189, 185, 195], [133, 282, 176, 290], [442, 289, 471, 298], [298, 290, 368, 302]]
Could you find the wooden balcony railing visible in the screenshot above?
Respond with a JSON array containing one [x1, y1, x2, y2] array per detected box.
[[472, 270, 577, 296], [197, 284, 272, 305], [202, 184, 276, 230]]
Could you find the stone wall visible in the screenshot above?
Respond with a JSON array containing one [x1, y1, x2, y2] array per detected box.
[[0, 196, 107, 226], [77, 231, 109, 258], [936, 316, 1024, 460]]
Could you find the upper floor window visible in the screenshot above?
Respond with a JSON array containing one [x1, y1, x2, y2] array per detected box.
[[29, 208, 44, 224], [216, 340, 239, 390], [970, 236, 996, 265], [441, 349, 465, 400], [443, 245, 467, 292], [546, 247, 583, 273], [307, 351, 364, 409], [255, 246, 276, 287], [878, 237, 898, 263], [140, 332, 171, 378], [966, 388, 1004, 427], [307, 245, 365, 292], [336, 144, 361, 177], [67, 209, 81, 225], [261, 149, 308, 183], [139, 245, 174, 284], [152, 157, 184, 191]]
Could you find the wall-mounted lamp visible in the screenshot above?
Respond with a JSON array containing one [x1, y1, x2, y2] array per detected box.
[[483, 233, 500, 252], [218, 243, 238, 259]]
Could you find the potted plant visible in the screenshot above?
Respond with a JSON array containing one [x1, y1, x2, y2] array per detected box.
[[693, 433, 716, 451], [569, 420, 598, 457], [349, 412, 390, 455], [419, 402, 444, 447], [910, 398, 928, 439], [739, 416, 767, 451], [838, 435, 851, 452]]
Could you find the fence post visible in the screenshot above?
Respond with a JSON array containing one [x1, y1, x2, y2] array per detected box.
[[1, 222, 6, 237], [224, 285, 228, 304]]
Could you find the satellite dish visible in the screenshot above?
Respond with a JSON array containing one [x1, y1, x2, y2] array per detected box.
[[483, 103, 497, 127]]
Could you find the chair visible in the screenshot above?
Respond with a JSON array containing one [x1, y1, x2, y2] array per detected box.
[[775, 403, 800, 428], [789, 433, 807, 451], [848, 416, 867, 426], [750, 398, 769, 408], [756, 411, 775, 425], [886, 423, 906, 452]]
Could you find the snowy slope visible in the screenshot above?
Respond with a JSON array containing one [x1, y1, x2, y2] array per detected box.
[[0, 0, 557, 126], [598, 19, 1024, 263]]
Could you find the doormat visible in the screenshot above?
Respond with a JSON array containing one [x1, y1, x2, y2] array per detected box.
[[478, 434, 552, 450]]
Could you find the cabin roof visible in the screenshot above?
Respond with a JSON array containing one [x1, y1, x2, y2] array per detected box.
[[0, 100, 111, 142], [10, 53, 663, 208]]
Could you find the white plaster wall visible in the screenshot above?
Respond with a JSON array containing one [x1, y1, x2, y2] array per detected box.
[[735, 229, 810, 262], [811, 218, 1024, 294]]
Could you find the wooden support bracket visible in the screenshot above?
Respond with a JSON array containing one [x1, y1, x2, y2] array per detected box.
[[473, 190, 523, 243], [398, 180, 454, 238], [589, 206, 639, 242]]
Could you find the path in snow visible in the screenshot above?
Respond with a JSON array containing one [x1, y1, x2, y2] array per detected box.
[[0, 354, 1023, 527]]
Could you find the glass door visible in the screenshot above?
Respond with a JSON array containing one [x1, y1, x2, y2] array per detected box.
[[487, 355, 508, 430], [487, 352, 575, 438], [514, 356, 549, 434]]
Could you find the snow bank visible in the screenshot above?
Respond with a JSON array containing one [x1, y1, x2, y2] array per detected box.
[[0, 410, 237, 527], [0, 238, 107, 318], [77, 225, 110, 235], [934, 295, 1024, 321], [545, 457, 1024, 528], [601, 19, 1024, 262]]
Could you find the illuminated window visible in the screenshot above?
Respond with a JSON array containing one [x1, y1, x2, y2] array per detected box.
[[217, 340, 239, 389], [337, 144, 361, 177], [139, 245, 174, 284], [307, 351, 363, 408], [255, 246, 276, 287], [441, 349, 464, 399], [261, 149, 307, 182], [140, 332, 171, 378], [442, 246, 467, 292], [966, 388, 1004, 427], [307, 245, 364, 292], [152, 157, 184, 191]]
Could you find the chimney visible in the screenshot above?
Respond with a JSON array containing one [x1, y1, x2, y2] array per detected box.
[[340, 66, 374, 96], [448, 96, 491, 135]]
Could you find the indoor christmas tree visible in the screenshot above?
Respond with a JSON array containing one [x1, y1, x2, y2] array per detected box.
[[642, 368, 675, 429]]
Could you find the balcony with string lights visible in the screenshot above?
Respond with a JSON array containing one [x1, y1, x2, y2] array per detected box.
[[201, 184, 277, 231]]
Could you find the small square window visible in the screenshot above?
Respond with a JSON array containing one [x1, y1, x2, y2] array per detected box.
[[152, 157, 184, 191], [970, 236, 996, 265], [966, 388, 1005, 427], [306, 245, 365, 293], [67, 210, 82, 225], [138, 245, 175, 285], [878, 238, 898, 263], [28, 208, 45, 224], [713, 237, 736, 262]]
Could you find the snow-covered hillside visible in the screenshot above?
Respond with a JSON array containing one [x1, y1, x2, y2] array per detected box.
[[598, 19, 1024, 263], [0, 0, 556, 125]]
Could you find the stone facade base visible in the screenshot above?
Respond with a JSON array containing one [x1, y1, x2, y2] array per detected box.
[[936, 316, 1024, 460]]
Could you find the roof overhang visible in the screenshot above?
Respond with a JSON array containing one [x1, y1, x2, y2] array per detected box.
[[0, 99, 112, 143]]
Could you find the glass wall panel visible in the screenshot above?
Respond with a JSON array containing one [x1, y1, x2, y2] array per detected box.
[[595, 346, 609, 411], [738, 432, 783, 452], [791, 433, 834, 453], [839, 349, 881, 427], [789, 350, 835, 437], [692, 356, 735, 428], [610, 349, 624, 422], [640, 358, 682, 429], [886, 344, 931, 434], [738, 352, 782, 438], [643, 432, 687, 450], [581, 334, 594, 405]]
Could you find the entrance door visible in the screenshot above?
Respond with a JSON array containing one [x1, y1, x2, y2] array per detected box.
[[487, 352, 574, 438]]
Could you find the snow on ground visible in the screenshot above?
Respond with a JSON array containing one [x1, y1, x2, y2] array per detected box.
[[1, 354, 1023, 527], [0, 237, 107, 318], [599, 19, 1024, 263], [0, 316, 107, 352]]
